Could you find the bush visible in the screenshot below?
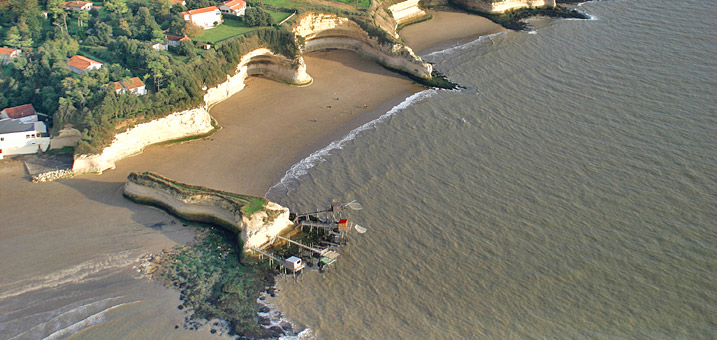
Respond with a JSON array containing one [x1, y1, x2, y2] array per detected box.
[[243, 7, 274, 27]]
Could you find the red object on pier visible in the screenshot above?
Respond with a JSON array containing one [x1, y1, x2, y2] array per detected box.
[[338, 219, 348, 231]]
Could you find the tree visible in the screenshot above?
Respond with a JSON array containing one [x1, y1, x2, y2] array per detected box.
[[77, 9, 90, 27], [4, 26, 22, 47], [95, 22, 112, 44], [243, 7, 272, 27], [177, 39, 196, 57], [104, 0, 129, 15], [134, 7, 161, 40], [181, 21, 204, 39]]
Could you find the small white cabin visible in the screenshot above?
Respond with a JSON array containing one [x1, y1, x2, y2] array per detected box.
[[284, 256, 305, 272]]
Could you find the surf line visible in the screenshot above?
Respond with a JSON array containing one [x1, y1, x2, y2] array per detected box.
[[267, 89, 438, 196]]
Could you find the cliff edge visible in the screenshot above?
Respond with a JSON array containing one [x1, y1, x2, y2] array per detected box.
[[123, 172, 294, 250]]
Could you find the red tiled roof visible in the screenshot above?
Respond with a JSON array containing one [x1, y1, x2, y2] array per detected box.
[[166, 34, 191, 42], [1, 104, 37, 119], [123, 77, 145, 90], [222, 0, 246, 9], [112, 81, 124, 91], [182, 6, 219, 16], [0, 47, 21, 56], [64, 1, 91, 8], [68, 55, 101, 70], [170, 0, 185, 4]]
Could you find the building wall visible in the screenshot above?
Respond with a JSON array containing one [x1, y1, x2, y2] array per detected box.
[[186, 11, 223, 29], [0, 130, 50, 159]]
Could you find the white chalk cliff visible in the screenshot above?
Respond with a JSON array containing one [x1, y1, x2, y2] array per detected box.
[[73, 49, 311, 174], [293, 13, 433, 79]]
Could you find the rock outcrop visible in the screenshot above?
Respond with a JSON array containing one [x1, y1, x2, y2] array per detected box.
[[123, 172, 294, 250], [293, 13, 433, 80], [389, 0, 429, 26], [451, 0, 556, 13], [204, 48, 312, 107]]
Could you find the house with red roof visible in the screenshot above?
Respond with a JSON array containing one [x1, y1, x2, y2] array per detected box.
[[1, 104, 38, 122], [182, 6, 223, 29], [219, 0, 246, 16], [112, 77, 147, 96], [166, 34, 191, 47], [170, 0, 186, 6], [63, 1, 93, 11], [0, 47, 21, 65], [68, 55, 102, 74]]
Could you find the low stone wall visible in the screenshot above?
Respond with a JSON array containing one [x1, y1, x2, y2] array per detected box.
[[123, 172, 294, 250]]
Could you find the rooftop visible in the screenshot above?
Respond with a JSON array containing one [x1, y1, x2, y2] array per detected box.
[[1, 104, 36, 119], [123, 77, 145, 90], [68, 55, 102, 70], [222, 0, 246, 9], [182, 6, 220, 16], [64, 1, 91, 8], [0, 119, 35, 135], [0, 47, 21, 56]]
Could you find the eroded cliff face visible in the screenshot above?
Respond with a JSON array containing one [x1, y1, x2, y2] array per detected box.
[[293, 13, 433, 79], [389, 0, 429, 26], [123, 172, 293, 250], [452, 0, 556, 13], [204, 48, 312, 107], [73, 108, 213, 174], [74, 48, 311, 174]]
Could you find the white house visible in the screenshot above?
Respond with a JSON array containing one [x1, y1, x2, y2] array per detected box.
[[1, 104, 38, 122], [0, 47, 21, 65], [0, 119, 50, 159], [63, 1, 93, 11], [112, 77, 147, 96], [68, 55, 102, 74], [181, 6, 223, 29], [150, 41, 168, 51], [219, 0, 246, 16]]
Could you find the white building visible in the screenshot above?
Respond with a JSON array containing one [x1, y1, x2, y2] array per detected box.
[[63, 1, 93, 11], [182, 6, 223, 29], [112, 77, 147, 96], [68, 55, 102, 74], [219, 0, 246, 16], [0, 119, 50, 159]]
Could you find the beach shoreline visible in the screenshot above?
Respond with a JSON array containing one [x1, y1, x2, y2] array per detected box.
[[0, 10, 506, 339]]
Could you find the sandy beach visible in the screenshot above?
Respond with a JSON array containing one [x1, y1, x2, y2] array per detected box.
[[0, 10, 504, 339]]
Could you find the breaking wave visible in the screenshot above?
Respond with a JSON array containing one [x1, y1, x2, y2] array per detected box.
[[267, 89, 437, 196]]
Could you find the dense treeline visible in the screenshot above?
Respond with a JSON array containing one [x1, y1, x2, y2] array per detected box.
[[0, 0, 301, 154]]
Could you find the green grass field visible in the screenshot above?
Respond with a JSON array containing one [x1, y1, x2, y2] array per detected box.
[[330, 0, 371, 8], [195, 11, 291, 43]]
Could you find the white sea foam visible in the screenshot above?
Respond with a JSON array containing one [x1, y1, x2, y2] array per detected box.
[[8, 297, 126, 340], [41, 302, 134, 340], [267, 89, 437, 196], [422, 31, 506, 61], [0, 251, 137, 300]]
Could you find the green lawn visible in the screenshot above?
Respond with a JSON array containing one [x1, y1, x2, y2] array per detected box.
[[195, 11, 292, 43], [330, 0, 371, 8], [251, 0, 302, 9]]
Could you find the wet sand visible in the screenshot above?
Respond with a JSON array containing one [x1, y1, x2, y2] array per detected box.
[[0, 11, 503, 339], [401, 9, 505, 54]]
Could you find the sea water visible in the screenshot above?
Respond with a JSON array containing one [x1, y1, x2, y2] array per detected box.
[[267, 0, 716, 338]]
